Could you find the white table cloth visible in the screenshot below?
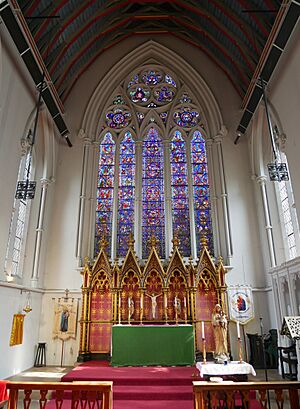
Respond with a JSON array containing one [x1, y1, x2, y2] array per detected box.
[[196, 361, 256, 377]]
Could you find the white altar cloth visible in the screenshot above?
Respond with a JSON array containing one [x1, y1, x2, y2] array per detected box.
[[196, 361, 256, 377]]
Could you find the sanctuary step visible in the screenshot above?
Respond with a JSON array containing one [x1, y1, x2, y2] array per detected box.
[[61, 362, 196, 409], [114, 384, 193, 400]]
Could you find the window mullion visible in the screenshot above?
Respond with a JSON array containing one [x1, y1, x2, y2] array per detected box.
[[111, 140, 120, 260], [163, 139, 172, 258], [186, 136, 197, 259]]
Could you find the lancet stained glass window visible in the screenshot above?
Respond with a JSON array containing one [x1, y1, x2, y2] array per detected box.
[[191, 130, 213, 253], [117, 131, 135, 257], [95, 132, 115, 256], [170, 131, 191, 256], [142, 127, 165, 258]]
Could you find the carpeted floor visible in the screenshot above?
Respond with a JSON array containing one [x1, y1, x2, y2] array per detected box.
[[61, 361, 196, 408]]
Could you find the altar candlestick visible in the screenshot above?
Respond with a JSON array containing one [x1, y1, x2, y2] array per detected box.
[[201, 321, 205, 339], [237, 321, 240, 339]]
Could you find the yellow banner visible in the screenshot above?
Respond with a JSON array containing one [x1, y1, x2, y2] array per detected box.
[[10, 314, 25, 346]]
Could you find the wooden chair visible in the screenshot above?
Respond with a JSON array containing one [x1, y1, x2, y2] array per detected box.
[[278, 343, 298, 380]]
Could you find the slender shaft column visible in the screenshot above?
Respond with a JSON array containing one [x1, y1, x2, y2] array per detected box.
[[206, 138, 221, 256], [135, 141, 143, 258], [76, 130, 92, 262], [214, 129, 233, 264], [31, 178, 52, 287], [256, 176, 276, 267], [87, 141, 99, 259], [163, 139, 172, 258]]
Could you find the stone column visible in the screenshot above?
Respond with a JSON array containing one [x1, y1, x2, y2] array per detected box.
[[256, 175, 276, 267], [87, 140, 99, 259], [214, 128, 233, 264], [31, 177, 52, 287], [206, 137, 221, 256], [76, 130, 92, 263]]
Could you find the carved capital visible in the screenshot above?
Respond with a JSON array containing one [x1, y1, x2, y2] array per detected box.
[[256, 175, 267, 186]]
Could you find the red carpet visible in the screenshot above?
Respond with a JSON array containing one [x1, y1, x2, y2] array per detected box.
[[52, 362, 260, 409], [61, 362, 196, 408]]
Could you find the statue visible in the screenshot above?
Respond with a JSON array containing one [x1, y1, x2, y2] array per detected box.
[[145, 292, 162, 319], [174, 295, 181, 316], [212, 304, 229, 364], [128, 297, 135, 320]]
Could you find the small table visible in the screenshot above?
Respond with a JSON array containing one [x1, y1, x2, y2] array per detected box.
[[196, 361, 256, 381]]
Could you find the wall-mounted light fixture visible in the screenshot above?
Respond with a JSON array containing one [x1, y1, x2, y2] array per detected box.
[[261, 78, 289, 182]]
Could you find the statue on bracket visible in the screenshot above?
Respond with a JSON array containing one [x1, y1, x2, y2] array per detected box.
[[212, 303, 229, 364]]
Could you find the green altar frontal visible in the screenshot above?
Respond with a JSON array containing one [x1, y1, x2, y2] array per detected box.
[[111, 324, 195, 366]]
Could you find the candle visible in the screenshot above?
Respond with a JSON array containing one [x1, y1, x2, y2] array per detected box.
[[119, 294, 121, 307], [140, 296, 143, 309], [237, 321, 240, 338], [201, 321, 205, 339], [184, 297, 187, 308]]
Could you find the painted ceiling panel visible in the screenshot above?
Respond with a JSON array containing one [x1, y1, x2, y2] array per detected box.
[[16, 0, 282, 101]]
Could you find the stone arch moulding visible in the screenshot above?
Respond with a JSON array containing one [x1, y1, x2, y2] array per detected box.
[[81, 40, 224, 140]]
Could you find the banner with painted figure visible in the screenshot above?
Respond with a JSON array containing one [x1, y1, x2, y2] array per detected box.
[[52, 299, 78, 341], [227, 285, 254, 324]]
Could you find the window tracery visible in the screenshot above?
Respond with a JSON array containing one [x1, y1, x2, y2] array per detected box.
[[95, 66, 214, 260]]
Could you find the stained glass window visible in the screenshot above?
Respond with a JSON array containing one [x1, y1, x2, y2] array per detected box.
[[95, 132, 115, 256], [170, 131, 191, 256], [142, 127, 165, 258], [97, 67, 214, 260], [142, 70, 163, 85], [117, 131, 135, 257], [174, 107, 199, 128], [191, 130, 213, 254]]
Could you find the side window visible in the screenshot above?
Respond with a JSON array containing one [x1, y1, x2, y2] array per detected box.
[[4, 148, 33, 279], [274, 128, 299, 260]]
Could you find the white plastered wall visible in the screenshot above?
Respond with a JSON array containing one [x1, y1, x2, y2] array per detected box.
[[0, 25, 59, 378], [39, 36, 268, 364]]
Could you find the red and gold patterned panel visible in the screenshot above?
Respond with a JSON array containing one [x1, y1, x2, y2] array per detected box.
[[168, 270, 187, 321], [195, 284, 218, 351], [89, 271, 112, 353], [121, 270, 140, 322], [89, 323, 112, 352]]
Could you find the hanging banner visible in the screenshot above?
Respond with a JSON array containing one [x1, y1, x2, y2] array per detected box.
[[227, 285, 254, 324], [52, 299, 78, 341], [10, 314, 26, 346]]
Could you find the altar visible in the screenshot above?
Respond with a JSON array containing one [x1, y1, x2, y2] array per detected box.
[[196, 361, 256, 381], [111, 324, 195, 366]]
